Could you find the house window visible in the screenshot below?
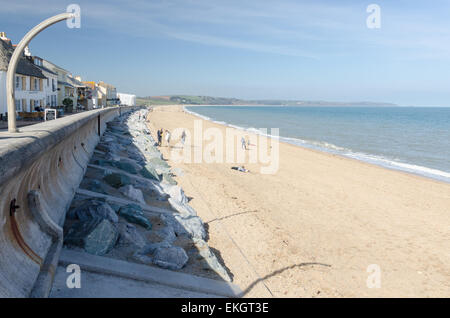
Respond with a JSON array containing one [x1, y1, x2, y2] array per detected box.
[[52, 79, 55, 92], [34, 78, 38, 91], [47, 78, 49, 86], [15, 76, 21, 90], [15, 99, 21, 111]]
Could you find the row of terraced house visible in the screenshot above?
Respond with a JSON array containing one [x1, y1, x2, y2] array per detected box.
[[0, 32, 136, 119]]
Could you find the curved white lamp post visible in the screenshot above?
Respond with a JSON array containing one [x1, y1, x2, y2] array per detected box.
[[6, 12, 76, 133]]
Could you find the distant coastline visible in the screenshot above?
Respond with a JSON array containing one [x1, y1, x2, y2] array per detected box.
[[137, 95, 397, 107]]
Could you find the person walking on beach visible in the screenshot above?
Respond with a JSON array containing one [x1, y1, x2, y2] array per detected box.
[[241, 136, 247, 150], [157, 129, 162, 146], [165, 129, 171, 147], [180, 130, 186, 147]]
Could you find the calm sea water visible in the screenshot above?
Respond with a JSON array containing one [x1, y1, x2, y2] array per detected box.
[[186, 106, 450, 183]]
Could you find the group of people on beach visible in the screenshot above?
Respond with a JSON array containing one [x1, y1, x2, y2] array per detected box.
[[157, 128, 186, 148]]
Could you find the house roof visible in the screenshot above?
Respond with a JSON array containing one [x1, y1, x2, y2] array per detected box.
[[35, 63, 57, 76], [57, 80, 74, 88], [42, 58, 70, 74], [0, 39, 46, 78], [67, 76, 86, 88]]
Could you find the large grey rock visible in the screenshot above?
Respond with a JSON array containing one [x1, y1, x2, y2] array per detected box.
[[83, 179, 107, 194], [133, 179, 169, 201], [165, 185, 187, 204], [157, 225, 177, 244], [112, 134, 132, 145], [119, 185, 146, 204], [148, 157, 170, 169], [92, 159, 115, 167], [140, 164, 160, 181], [113, 161, 139, 174], [168, 198, 197, 216], [117, 221, 147, 248], [141, 241, 171, 254], [161, 213, 206, 240], [67, 200, 118, 223], [119, 157, 143, 171], [64, 218, 119, 256], [96, 143, 111, 153], [162, 173, 177, 185], [105, 151, 120, 162], [103, 172, 131, 189], [118, 204, 152, 230], [136, 242, 188, 270], [193, 238, 231, 282], [153, 246, 188, 270]]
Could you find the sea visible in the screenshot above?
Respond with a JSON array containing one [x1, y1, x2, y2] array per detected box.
[[185, 106, 450, 183]]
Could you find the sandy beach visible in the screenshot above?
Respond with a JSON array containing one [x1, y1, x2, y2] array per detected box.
[[146, 105, 450, 297]]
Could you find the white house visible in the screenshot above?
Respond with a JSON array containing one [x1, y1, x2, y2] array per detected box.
[[0, 34, 47, 116], [117, 93, 136, 106], [98, 81, 119, 106], [42, 59, 76, 110], [33, 56, 58, 107]]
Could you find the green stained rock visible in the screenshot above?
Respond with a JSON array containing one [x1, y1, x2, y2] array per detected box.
[[64, 218, 119, 256], [93, 159, 115, 167], [118, 204, 152, 230], [148, 157, 170, 169], [113, 161, 138, 174], [84, 179, 107, 194], [140, 164, 161, 181], [162, 173, 177, 185], [103, 173, 131, 188]]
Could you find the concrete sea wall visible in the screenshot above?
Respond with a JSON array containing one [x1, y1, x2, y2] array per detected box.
[[0, 106, 142, 297]]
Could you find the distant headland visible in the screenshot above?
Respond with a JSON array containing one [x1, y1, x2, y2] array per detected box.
[[137, 95, 397, 107]]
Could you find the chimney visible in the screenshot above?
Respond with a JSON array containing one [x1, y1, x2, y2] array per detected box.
[[0, 32, 12, 47], [24, 46, 31, 57]]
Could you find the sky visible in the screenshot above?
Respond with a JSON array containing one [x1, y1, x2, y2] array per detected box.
[[1, 0, 450, 106]]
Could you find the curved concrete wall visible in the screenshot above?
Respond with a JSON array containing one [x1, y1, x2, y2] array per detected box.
[[0, 106, 142, 297]]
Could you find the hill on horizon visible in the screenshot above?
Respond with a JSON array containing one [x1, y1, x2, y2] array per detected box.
[[136, 95, 397, 107]]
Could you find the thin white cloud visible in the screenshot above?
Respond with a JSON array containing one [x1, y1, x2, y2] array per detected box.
[[2, 0, 450, 60]]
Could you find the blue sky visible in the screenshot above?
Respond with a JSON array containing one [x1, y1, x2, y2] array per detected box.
[[1, 0, 450, 106]]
